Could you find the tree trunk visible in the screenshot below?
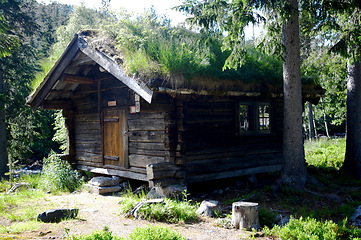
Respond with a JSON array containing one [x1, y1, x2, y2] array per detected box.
[[281, 0, 307, 189], [307, 102, 315, 140], [320, 98, 330, 138], [342, 60, 361, 179], [0, 61, 8, 179]]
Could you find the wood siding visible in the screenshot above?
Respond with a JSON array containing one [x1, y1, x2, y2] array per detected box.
[[69, 76, 284, 184], [175, 96, 283, 184]]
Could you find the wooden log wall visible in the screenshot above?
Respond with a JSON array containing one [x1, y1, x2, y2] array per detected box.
[[70, 77, 179, 182], [177, 96, 284, 184]]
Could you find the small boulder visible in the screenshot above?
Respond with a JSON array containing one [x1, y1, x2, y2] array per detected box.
[[37, 209, 78, 222], [196, 200, 220, 217], [275, 215, 290, 227], [88, 176, 121, 187], [87, 185, 122, 195], [351, 205, 361, 227]]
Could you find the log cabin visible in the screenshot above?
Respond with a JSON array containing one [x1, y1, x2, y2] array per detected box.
[[26, 30, 324, 187]]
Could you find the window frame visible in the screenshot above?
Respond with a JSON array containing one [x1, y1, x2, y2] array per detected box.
[[237, 101, 271, 135]]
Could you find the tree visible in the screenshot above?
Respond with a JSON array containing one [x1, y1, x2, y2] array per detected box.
[[0, 1, 20, 179], [303, 1, 361, 178], [177, 0, 307, 189]]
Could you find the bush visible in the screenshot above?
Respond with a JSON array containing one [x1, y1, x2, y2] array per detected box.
[[264, 216, 361, 240], [39, 153, 83, 193]]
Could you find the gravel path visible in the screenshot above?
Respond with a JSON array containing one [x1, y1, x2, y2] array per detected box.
[[17, 192, 246, 239]]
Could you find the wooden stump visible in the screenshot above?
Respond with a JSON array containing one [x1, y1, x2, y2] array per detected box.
[[232, 202, 260, 230]]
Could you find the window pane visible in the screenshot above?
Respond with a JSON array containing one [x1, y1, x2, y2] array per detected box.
[[259, 104, 270, 131], [239, 104, 254, 132]]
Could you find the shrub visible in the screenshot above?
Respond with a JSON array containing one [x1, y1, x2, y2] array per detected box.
[[128, 225, 186, 240], [259, 208, 276, 228], [39, 153, 83, 193], [264, 216, 361, 240]]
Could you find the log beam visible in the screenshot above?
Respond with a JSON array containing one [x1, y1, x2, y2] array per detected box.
[[63, 74, 94, 85]]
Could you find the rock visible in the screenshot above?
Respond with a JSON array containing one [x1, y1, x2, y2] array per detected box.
[[88, 176, 121, 187], [216, 218, 233, 229], [196, 200, 220, 217], [276, 215, 290, 227], [247, 175, 258, 185], [120, 181, 131, 191], [37, 209, 78, 222], [212, 189, 224, 195], [351, 205, 361, 227], [86, 184, 121, 194], [146, 185, 187, 199], [235, 180, 245, 187]]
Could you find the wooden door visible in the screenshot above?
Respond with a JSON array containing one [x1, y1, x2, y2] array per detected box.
[[102, 109, 128, 167]]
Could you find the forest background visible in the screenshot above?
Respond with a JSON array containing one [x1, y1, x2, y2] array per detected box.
[[0, 0, 349, 177]]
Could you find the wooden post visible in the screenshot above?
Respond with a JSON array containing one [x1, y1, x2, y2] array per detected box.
[[232, 202, 260, 230]]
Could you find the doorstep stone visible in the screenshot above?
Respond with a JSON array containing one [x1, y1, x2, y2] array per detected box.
[[86, 184, 121, 194]]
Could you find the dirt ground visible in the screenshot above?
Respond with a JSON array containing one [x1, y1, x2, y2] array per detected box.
[[5, 191, 251, 240]]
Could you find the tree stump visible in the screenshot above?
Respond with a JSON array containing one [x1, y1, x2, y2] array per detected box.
[[232, 202, 260, 230]]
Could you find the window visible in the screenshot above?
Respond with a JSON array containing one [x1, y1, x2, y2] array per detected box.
[[239, 102, 271, 134]]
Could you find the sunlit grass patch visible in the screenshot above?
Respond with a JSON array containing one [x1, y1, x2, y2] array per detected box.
[[119, 189, 198, 223], [305, 138, 345, 169], [0, 221, 41, 234]]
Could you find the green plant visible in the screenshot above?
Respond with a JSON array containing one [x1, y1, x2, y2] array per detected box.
[[39, 153, 83, 193], [259, 207, 276, 228], [305, 138, 346, 170], [119, 189, 198, 223], [67, 227, 123, 240], [264, 216, 361, 240], [128, 225, 186, 240], [139, 198, 198, 223]]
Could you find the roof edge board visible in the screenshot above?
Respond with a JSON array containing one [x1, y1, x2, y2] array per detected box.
[[77, 36, 153, 104], [27, 34, 80, 112]]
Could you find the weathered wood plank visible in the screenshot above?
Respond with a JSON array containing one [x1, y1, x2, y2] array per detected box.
[[77, 164, 148, 181], [146, 162, 181, 180], [128, 148, 165, 156], [76, 151, 102, 163], [184, 154, 282, 174], [129, 142, 165, 151], [74, 122, 101, 131], [186, 164, 282, 183], [129, 154, 165, 168], [128, 130, 165, 143], [128, 119, 165, 131], [63, 74, 94, 84], [184, 143, 283, 161], [127, 112, 165, 120]]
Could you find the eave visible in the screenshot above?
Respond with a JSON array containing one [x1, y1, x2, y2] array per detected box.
[[26, 33, 153, 112]]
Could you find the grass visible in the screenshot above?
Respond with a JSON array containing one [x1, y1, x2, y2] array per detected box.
[[39, 153, 84, 193], [263, 217, 361, 240], [119, 189, 198, 223], [305, 138, 346, 169], [67, 225, 186, 240]]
